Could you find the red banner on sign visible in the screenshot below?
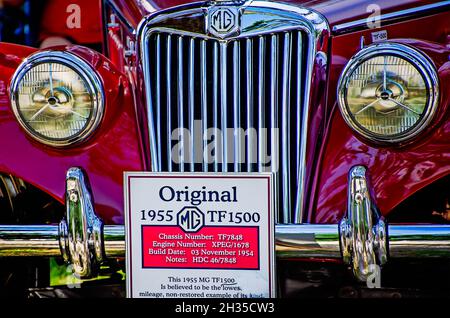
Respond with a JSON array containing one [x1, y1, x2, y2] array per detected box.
[[142, 226, 260, 270]]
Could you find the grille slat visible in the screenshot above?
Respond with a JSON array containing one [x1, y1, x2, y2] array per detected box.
[[258, 36, 266, 173], [220, 42, 228, 172], [281, 32, 292, 223], [200, 39, 208, 172], [155, 34, 162, 171], [188, 38, 195, 172], [213, 41, 219, 173], [270, 34, 279, 221], [246, 38, 254, 172], [177, 36, 185, 172], [294, 31, 303, 223], [233, 41, 241, 173], [147, 30, 308, 223], [296, 32, 302, 180], [165, 34, 173, 172]]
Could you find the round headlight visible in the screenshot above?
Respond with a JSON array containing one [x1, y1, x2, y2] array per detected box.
[[10, 51, 103, 146], [338, 43, 439, 143]]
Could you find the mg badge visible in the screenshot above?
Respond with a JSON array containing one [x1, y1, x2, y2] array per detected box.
[[177, 206, 205, 233], [207, 6, 240, 38]]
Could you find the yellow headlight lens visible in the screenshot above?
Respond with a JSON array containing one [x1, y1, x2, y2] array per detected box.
[[11, 52, 103, 146], [338, 43, 439, 143]]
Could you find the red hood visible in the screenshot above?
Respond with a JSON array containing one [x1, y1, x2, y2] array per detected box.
[[121, 0, 440, 30], [276, 0, 440, 28]]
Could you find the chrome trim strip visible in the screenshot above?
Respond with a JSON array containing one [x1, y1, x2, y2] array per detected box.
[[102, 225, 127, 258], [293, 29, 315, 224], [246, 38, 254, 172], [281, 32, 292, 223], [333, 1, 450, 34], [201, 40, 208, 172], [213, 41, 219, 173], [277, 224, 450, 259], [177, 36, 185, 172], [188, 38, 195, 171], [276, 224, 341, 259], [220, 42, 228, 172], [166, 34, 173, 172], [270, 34, 279, 223], [155, 34, 162, 171], [0, 225, 61, 257], [258, 36, 266, 173], [295, 32, 302, 184], [233, 41, 241, 172], [389, 225, 450, 258], [0, 225, 123, 258], [293, 31, 304, 224], [9, 51, 104, 147]]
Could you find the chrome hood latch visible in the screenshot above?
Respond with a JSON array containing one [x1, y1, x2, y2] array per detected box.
[[339, 166, 388, 282], [59, 167, 104, 278]]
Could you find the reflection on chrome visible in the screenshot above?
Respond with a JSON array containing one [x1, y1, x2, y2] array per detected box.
[[339, 166, 388, 282]]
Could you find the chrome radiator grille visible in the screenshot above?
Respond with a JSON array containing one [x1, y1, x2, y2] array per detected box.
[[145, 30, 308, 223]]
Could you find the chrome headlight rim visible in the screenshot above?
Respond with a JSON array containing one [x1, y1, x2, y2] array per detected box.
[[337, 42, 439, 144], [10, 51, 104, 147]]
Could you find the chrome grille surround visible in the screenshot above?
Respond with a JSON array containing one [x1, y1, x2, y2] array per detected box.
[[138, 1, 329, 223]]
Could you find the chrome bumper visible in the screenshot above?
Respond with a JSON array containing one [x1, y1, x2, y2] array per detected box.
[[3, 224, 450, 258], [0, 224, 125, 258], [0, 166, 449, 282]]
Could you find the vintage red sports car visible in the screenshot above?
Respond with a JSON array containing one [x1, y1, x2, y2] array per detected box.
[[0, 0, 449, 298]]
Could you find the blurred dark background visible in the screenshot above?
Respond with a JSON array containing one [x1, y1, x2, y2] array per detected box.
[[0, 0, 102, 50]]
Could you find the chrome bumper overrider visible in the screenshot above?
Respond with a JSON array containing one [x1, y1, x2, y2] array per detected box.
[[0, 166, 449, 282]]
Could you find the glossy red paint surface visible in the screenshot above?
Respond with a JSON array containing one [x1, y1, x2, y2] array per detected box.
[[107, 0, 155, 28], [0, 43, 144, 224], [310, 11, 450, 223], [282, 0, 444, 29], [40, 0, 103, 44]]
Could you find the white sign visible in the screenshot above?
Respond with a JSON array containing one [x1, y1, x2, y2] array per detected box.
[[371, 30, 388, 42], [124, 173, 275, 298]]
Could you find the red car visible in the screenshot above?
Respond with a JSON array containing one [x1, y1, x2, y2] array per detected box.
[[0, 0, 449, 298]]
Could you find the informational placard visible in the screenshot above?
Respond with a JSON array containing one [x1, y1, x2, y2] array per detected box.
[[124, 173, 275, 298]]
